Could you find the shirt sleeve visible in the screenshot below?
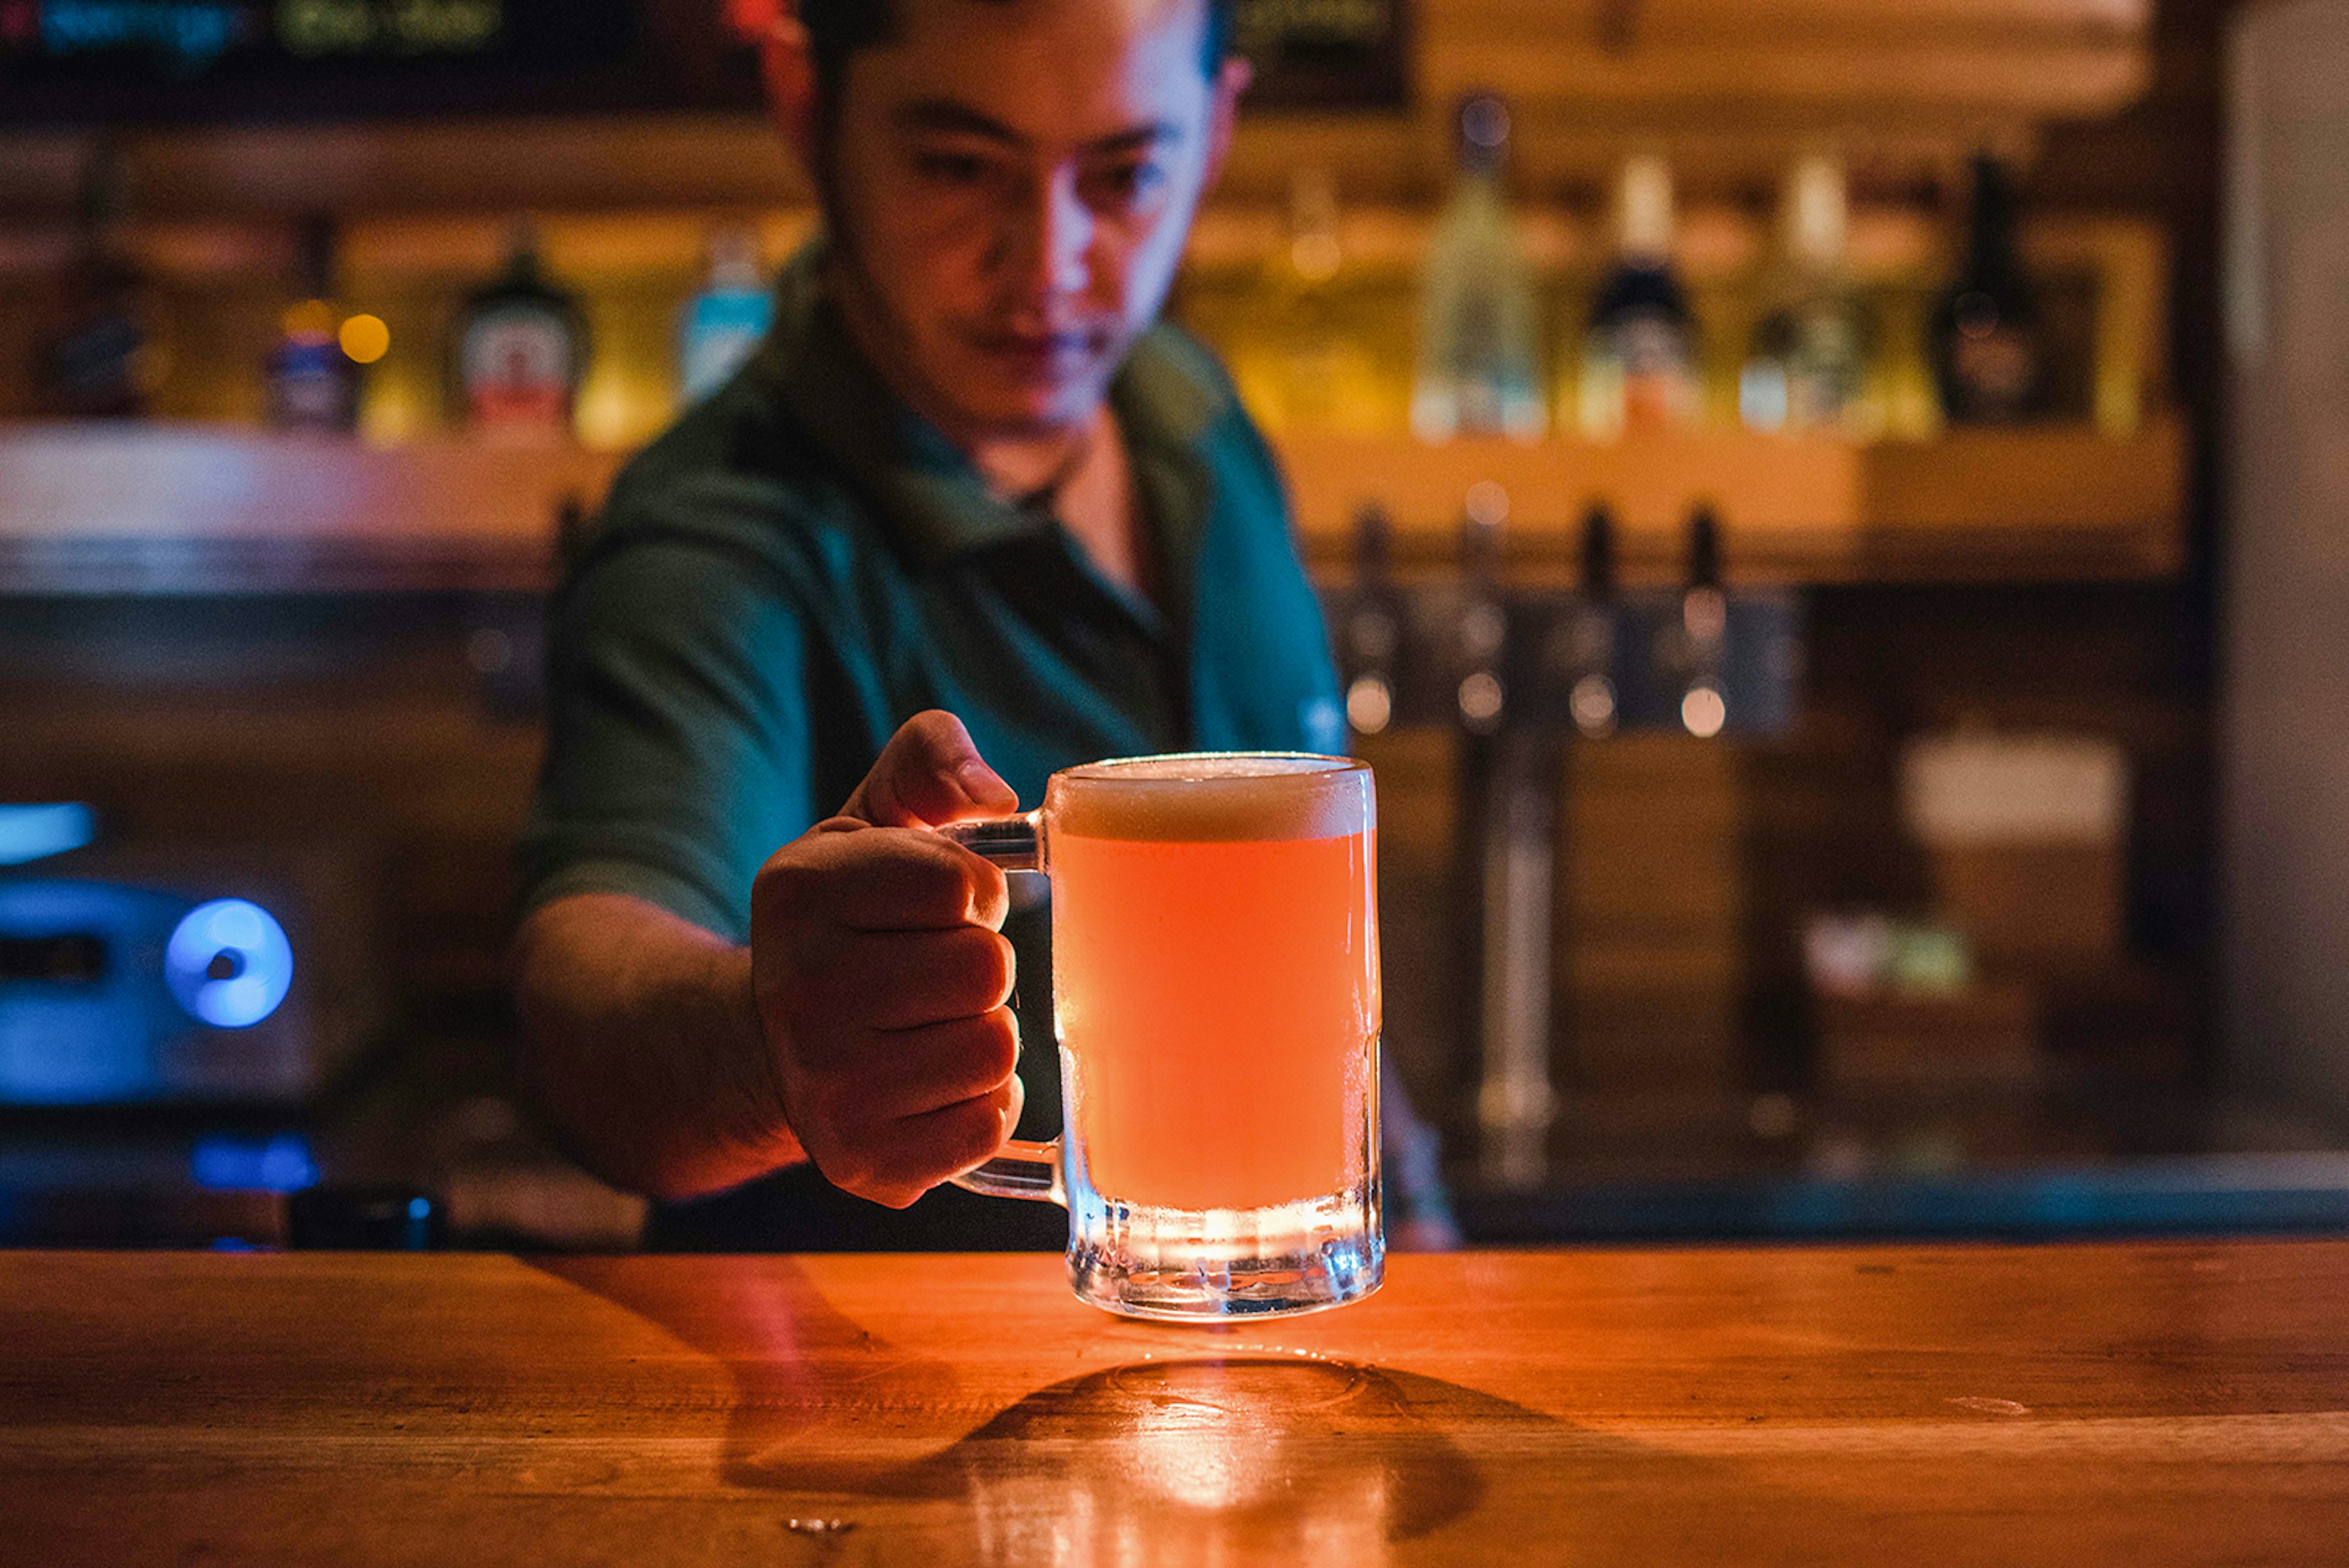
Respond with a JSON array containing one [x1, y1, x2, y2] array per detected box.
[[517, 534, 817, 945]]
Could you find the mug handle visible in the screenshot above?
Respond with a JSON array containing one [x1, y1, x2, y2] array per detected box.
[[935, 812, 1064, 1208]]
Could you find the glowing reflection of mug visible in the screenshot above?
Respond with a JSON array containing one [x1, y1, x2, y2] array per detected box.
[[165, 899, 294, 1030]]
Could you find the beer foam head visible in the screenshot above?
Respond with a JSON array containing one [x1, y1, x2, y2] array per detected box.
[[1048, 753, 1373, 843]]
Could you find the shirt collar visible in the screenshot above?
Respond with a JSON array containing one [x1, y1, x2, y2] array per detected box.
[[748, 241, 1228, 570]]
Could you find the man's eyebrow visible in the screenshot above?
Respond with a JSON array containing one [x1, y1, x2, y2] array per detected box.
[[895, 99, 1026, 144], [1084, 123, 1183, 157], [894, 99, 1182, 155]]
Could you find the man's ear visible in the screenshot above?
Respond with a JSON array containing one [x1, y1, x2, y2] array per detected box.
[[1199, 55, 1253, 198], [755, 6, 823, 180]]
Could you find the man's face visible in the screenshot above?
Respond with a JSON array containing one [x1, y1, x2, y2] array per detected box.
[[817, 0, 1231, 436]]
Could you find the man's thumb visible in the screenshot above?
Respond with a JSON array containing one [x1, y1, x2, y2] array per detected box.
[[841, 710, 1019, 828]]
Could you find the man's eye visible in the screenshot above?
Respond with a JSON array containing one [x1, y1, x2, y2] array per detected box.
[[916, 151, 992, 184], [1089, 161, 1167, 207]]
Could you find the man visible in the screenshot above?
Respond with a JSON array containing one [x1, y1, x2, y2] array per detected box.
[[514, 0, 1452, 1249]]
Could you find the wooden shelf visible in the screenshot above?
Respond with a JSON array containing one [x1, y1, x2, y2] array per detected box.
[[0, 425, 619, 595], [1280, 416, 2189, 584], [0, 418, 2184, 594]]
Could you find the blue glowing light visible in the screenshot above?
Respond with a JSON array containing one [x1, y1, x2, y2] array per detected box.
[[191, 1131, 319, 1194], [165, 899, 294, 1029], [0, 803, 97, 867]]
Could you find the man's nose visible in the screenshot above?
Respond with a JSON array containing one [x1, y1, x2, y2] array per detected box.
[[1006, 168, 1094, 300]]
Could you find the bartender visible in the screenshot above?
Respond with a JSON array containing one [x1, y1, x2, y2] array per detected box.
[[513, 0, 1455, 1250]]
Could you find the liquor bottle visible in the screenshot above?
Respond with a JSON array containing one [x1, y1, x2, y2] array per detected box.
[[265, 215, 362, 434], [449, 221, 589, 440], [1739, 155, 1874, 437], [1412, 95, 1545, 443], [39, 139, 160, 419], [1931, 154, 2047, 425], [678, 223, 773, 406], [1577, 155, 1702, 440], [1249, 166, 1384, 436]]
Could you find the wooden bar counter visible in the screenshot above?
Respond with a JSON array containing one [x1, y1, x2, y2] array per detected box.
[[5, 1243, 2346, 1564]]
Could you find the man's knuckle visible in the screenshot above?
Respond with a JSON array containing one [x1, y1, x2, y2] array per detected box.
[[943, 1099, 1006, 1169], [975, 1009, 1019, 1080]]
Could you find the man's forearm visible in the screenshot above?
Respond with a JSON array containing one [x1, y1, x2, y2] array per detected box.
[[513, 893, 807, 1202]]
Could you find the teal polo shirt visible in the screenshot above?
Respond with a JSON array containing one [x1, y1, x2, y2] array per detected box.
[[519, 249, 1347, 1250]]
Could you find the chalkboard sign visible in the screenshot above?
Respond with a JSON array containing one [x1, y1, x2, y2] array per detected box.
[[0, 0, 760, 122], [1232, 0, 1410, 112]]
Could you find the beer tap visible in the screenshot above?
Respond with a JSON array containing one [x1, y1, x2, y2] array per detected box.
[[1450, 481, 1556, 1191], [1554, 502, 1621, 740], [1339, 502, 1405, 739], [1668, 503, 1730, 738], [1454, 482, 1510, 737]]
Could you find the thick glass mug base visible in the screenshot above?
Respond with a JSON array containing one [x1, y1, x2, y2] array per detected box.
[[1067, 1184, 1384, 1322]]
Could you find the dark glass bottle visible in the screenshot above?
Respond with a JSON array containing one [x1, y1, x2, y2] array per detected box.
[[448, 221, 589, 440], [1578, 155, 1702, 439], [40, 140, 160, 419], [1931, 155, 2046, 425], [265, 215, 362, 433]]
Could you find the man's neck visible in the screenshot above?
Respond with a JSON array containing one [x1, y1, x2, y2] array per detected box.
[[823, 253, 1152, 599]]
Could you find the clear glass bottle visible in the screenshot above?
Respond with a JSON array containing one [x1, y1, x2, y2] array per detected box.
[[449, 220, 589, 440], [1578, 154, 1702, 440], [678, 223, 774, 407], [1739, 154, 1875, 438], [265, 215, 362, 434], [1248, 166, 1386, 436], [1412, 94, 1545, 443], [1931, 154, 2047, 425]]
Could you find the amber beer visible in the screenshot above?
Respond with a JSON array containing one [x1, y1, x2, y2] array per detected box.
[[1048, 756, 1379, 1213], [946, 752, 1384, 1320]]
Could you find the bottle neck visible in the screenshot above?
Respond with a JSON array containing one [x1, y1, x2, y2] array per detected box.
[[1962, 162, 2022, 280], [1617, 156, 1675, 264], [1785, 157, 1848, 274]]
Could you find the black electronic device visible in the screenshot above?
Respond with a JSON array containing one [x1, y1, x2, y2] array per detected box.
[[0, 844, 377, 1107]]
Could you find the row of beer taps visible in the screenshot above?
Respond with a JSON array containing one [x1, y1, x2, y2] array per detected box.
[[1320, 491, 1805, 1189]]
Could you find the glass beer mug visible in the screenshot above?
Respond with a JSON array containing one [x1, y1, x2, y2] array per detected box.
[[941, 753, 1383, 1321]]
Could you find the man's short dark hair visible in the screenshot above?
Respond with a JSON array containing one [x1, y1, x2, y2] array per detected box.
[[798, 0, 1236, 108]]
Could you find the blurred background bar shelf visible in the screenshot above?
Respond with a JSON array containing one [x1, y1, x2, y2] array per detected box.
[[0, 425, 620, 595], [0, 417, 2184, 596], [4, 0, 2343, 1255]]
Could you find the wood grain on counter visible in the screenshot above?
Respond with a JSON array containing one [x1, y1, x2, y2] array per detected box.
[[3, 1243, 2345, 1565]]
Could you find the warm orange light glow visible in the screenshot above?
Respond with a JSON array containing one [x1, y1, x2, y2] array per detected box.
[[338, 314, 392, 365], [281, 299, 336, 339]]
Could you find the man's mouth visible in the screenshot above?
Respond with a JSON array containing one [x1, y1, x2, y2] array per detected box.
[[970, 327, 1110, 379]]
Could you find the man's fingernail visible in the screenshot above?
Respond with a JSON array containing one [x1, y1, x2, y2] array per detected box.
[[957, 759, 1005, 801]]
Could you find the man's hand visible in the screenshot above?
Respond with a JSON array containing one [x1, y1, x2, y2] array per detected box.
[[750, 712, 1026, 1208]]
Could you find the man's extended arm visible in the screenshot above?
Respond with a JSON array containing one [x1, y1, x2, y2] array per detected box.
[[514, 892, 795, 1203], [512, 712, 1026, 1208]]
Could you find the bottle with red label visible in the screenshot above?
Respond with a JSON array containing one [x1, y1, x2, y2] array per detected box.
[[449, 220, 588, 440], [1576, 153, 1704, 440]]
